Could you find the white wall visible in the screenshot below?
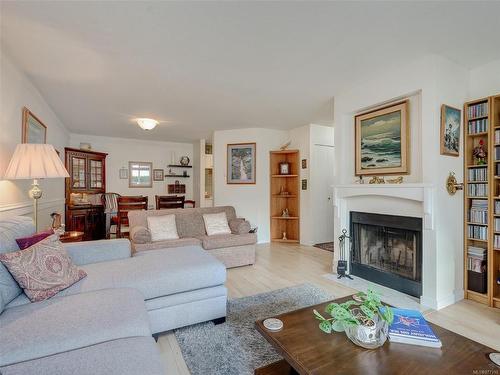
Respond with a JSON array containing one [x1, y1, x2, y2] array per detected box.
[[69, 134, 193, 208], [333, 54, 469, 309], [0, 51, 69, 229], [213, 128, 288, 243], [469, 59, 500, 99]]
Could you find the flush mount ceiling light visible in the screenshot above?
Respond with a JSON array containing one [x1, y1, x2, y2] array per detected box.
[[136, 118, 159, 130]]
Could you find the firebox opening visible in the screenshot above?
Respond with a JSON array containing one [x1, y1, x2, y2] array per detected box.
[[350, 211, 423, 298]]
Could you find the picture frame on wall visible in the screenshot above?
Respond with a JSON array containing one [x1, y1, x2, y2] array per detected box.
[[129, 161, 153, 188], [22, 107, 47, 144], [440, 104, 461, 157], [227, 143, 256, 184], [119, 167, 129, 179], [153, 169, 164, 181], [355, 100, 409, 176]]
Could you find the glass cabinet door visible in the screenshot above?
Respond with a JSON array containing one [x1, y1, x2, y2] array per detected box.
[[71, 156, 87, 189], [89, 159, 103, 189]]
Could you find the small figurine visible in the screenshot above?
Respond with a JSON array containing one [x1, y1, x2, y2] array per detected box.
[[282, 232, 288, 240], [368, 176, 385, 184], [473, 139, 487, 165], [281, 208, 290, 217], [387, 176, 403, 184]]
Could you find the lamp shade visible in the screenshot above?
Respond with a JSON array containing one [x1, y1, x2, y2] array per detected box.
[[4, 144, 69, 179]]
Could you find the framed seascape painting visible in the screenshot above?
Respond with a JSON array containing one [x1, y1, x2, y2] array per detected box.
[[22, 107, 47, 144], [227, 143, 256, 184], [355, 101, 409, 176], [440, 104, 461, 157]]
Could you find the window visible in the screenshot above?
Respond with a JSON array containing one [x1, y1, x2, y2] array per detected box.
[[129, 161, 152, 188]]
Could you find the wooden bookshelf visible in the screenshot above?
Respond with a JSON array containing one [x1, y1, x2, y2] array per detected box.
[[270, 150, 300, 243], [464, 93, 500, 309]]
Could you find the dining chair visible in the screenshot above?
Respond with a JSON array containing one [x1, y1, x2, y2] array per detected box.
[[155, 195, 185, 210], [117, 196, 148, 238], [101, 192, 121, 239]]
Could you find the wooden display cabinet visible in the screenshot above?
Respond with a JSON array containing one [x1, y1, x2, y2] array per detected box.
[[64, 148, 107, 241], [270, 150, 300, 243]]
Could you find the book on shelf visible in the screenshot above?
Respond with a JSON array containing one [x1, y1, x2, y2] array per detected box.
[[467, 224, 487, 240], [383, 308, 442, 348], [468, 167, 487, 182], [496, 129, 500, 144], [468, 118, 488, 134], [469, 199, 488, 224], [496, 146, 500, 161], [468, 102, 489, 119], [467, 183, 488, 197], [495, 200, 500, 215], [467, 246, 487, 273], [495, 234, 500, 249]]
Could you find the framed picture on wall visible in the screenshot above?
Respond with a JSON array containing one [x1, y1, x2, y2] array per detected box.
[[129, 161, 153, 188], [440, 104, 461, 157], [355, 100, 409, 176], [227, 143, 256, 184], [153, 169, 164, 181], [22, 107, 47, 144]]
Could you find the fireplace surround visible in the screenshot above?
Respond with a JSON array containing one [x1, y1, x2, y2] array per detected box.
[[350, 211, 422, 297]]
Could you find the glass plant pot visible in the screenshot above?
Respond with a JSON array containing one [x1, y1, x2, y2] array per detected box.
[[344, 311, 389, 349]]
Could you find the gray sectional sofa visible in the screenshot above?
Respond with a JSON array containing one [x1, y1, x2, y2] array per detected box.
[[0, 216, 228, 374], [129, 205, 257, 268]]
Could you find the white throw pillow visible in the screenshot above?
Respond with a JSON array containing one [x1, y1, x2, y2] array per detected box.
[[203, 212, 231, 236], [147, 214, 179, 242]]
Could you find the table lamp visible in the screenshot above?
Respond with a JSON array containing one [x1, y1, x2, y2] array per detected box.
[[4, 144, 69, 230]]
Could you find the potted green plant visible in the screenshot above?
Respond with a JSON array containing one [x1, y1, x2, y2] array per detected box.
[[313, 288, 394, 349]]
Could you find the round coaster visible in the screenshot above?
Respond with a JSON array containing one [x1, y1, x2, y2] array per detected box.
[[263, 318, 283, 331], [489, 353, 500, 366]]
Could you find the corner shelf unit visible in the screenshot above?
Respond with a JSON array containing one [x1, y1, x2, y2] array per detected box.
[[463, 93, 500, 309], [270, 150, 300, 243]]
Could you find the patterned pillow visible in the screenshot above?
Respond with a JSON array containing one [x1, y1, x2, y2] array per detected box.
[[0, 234, 87, 302], [15, 229, 54, 250]]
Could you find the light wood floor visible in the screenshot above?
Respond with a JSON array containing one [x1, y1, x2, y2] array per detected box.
[[158, 242, 500, 374]]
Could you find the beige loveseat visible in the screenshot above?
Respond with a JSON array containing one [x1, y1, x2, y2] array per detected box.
[[128, 206, 256, 268]]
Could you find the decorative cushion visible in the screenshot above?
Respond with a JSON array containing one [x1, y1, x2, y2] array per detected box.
[[228, 218, 251, 234], [0, 235, 87, 302], [147, 214, 179, 242], [15, 229, 54, 250], [203, 212, 231, 236], [130, 225, 152, 244]]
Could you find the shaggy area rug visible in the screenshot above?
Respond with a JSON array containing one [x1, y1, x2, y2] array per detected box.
[[174, 283, 333, 375]]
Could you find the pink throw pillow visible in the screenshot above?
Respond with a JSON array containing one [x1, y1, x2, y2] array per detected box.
[[16, 229, 54, 250], [0, 234, 87, 302]]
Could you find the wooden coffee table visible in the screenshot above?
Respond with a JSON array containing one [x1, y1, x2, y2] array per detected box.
[[255, 296, 497, 375]]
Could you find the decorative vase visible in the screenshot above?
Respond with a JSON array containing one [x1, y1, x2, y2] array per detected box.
[[344, 310, 389, 349], [179, 156, 190, 166]]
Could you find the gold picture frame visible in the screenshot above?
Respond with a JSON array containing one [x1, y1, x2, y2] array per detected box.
[[440, 104, 461, 157], [355, 100, 409, 176], [22, 107, 47, 144]]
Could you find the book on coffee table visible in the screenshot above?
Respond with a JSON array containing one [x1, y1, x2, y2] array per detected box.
[[385, 307, 442, 348]]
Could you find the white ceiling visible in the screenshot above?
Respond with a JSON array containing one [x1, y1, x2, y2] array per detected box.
[[2, 1, 500, 142]]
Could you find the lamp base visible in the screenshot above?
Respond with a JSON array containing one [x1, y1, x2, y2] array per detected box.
[[29, 179, 43, 231]]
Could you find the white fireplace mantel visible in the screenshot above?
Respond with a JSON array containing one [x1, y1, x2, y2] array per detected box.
[[332, 183, 435, 230]]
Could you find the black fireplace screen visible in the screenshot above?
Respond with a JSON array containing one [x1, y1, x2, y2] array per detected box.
[[350, 212, 422, 296]]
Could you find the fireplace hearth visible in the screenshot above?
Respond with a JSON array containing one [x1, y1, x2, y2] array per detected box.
[[350, 211, 422, 297]]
